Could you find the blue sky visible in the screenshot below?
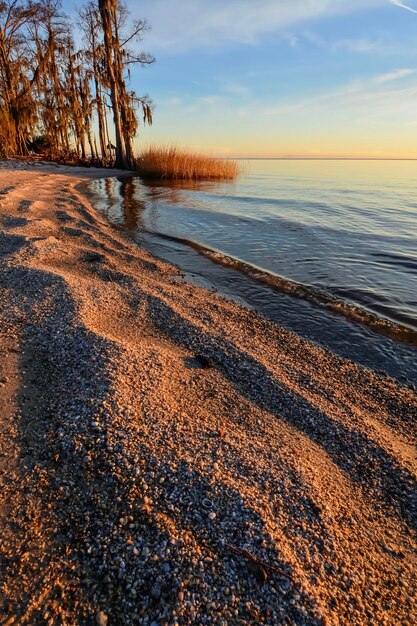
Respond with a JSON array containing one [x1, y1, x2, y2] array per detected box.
[[69, 0, 417, 157]]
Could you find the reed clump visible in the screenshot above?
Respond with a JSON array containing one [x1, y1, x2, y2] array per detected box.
[[136, 146, 239, 180]]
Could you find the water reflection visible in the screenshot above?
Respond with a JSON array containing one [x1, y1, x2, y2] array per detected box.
[[84, 163, 417, 385], [119, 177, 145, 230]]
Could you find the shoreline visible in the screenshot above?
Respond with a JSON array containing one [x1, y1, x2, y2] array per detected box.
[[0, 160, 416, 625], [83, 174, 417, 387]]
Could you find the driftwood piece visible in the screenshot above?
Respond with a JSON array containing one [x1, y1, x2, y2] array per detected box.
[[225, 542, 294, 583]]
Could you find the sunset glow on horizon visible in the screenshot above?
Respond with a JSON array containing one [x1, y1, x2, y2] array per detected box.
[[63, 0, 417, 159]]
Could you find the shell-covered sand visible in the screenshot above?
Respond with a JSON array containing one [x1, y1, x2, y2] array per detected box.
[[0, 161, 416, 626]]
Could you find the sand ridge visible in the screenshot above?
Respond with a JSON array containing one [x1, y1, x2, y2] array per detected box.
[[0, 161, 416, 625]]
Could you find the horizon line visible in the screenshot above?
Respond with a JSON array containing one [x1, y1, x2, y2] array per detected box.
[[225, 156, 417, 161]]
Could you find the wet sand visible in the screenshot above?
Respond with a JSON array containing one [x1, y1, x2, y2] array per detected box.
[[0, 161, 416, 625]]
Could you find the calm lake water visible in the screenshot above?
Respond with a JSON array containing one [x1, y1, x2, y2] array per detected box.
[[86, 159, 417, 385]]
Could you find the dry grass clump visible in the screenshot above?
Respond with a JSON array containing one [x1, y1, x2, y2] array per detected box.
[[136, 146, 239, 180]]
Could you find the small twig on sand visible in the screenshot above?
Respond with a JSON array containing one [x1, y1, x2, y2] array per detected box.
[[225, 542, 294, 583]]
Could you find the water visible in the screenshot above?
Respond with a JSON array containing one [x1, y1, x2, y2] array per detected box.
[[85, 159, 417, 385]]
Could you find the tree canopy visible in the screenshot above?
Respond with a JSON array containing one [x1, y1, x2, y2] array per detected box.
[[0, 0, 154, 168]]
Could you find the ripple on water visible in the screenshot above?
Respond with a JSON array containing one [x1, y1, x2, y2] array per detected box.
[[84, 159, 417, 385]]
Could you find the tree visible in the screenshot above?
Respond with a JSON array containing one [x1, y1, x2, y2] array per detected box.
[[32, 1, 72, 156], [0, 0, 154, 166], [0, 0, 39, 154], [97, 0, 153, 169], [79, 2, 108, 160]]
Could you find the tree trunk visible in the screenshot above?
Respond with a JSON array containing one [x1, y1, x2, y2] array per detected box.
[[98, 0, 128, 169], [90, 15, 107, 159], [95, 80, 107, 159]]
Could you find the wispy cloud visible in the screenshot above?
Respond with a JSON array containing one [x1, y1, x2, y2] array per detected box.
[[161, 67, 417, 122], [197, 95, 226, 107], [304, 32, 381, 53], [287, 36, 299, 48], [303, 31, 325, 47], [262, 83, 363, 116], [220, 82, 251, 96], [375, 68, 415, 82], [391, 0, 417, 14], [163, 97, 183, 106], [332, 38, 381, 53], [134, 0, 386, 51], [235, 68, 417, 128]]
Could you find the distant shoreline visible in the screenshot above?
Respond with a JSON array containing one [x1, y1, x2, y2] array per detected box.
[[231, 156, 417, 161]]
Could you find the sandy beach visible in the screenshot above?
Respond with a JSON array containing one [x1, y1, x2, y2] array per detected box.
[[0, 160, 416, 626]]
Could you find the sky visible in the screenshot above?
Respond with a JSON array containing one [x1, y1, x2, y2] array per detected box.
[[69, 0, 417, 158]]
